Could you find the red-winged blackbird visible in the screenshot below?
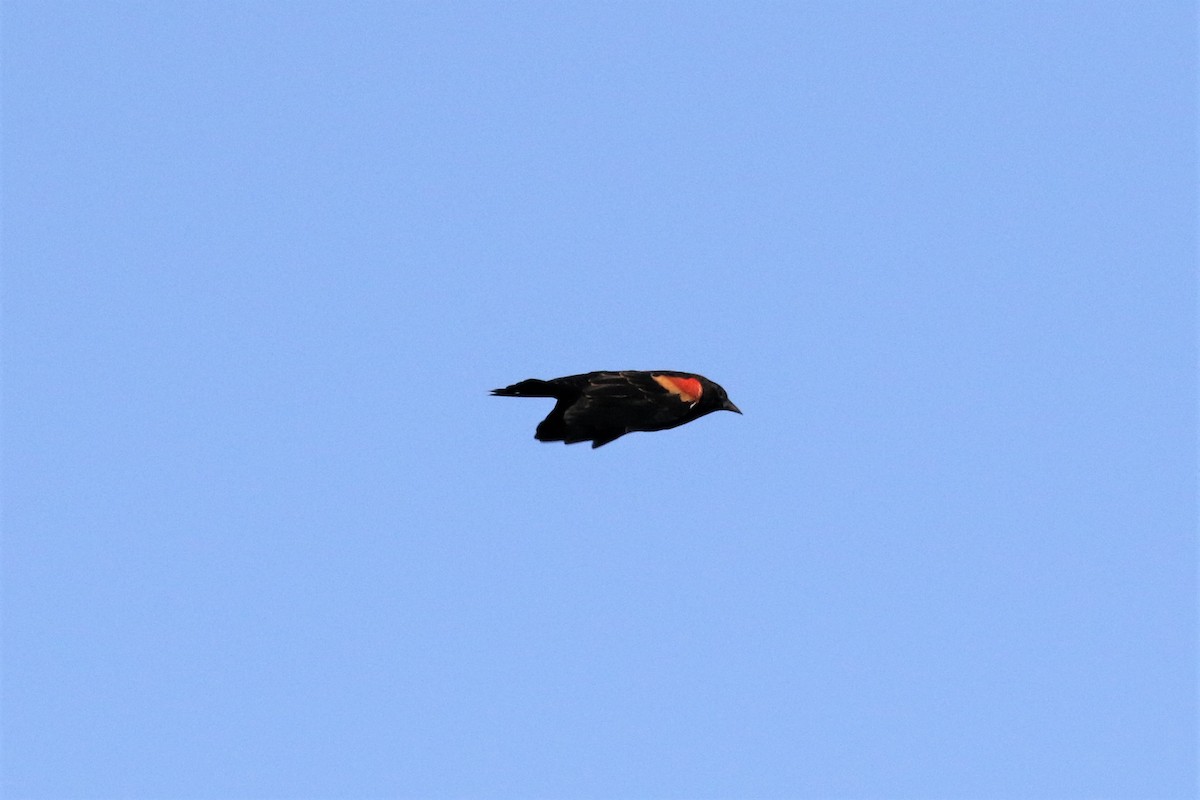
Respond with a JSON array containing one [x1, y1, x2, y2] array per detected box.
[[492, 370, 741, 448]]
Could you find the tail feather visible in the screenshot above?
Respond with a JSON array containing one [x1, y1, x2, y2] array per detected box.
[[491, 378, 561, 398], [494, 376, 587, 444]]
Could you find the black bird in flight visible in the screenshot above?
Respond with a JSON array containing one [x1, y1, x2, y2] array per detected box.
[[492, 370, 741, 448]]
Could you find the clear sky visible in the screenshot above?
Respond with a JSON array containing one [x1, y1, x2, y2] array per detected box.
[[3, 2, 1196, 798]]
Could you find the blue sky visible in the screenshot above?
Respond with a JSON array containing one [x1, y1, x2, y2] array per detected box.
[[3, 2, 1195, 798]]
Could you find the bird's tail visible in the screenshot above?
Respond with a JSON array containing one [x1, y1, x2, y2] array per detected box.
[[490, 378, 562, 398]]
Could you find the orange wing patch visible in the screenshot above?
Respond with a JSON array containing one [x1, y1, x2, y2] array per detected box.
[[652, 374, 703, 404]]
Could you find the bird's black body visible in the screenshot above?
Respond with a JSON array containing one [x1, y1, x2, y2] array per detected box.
[[492, 370, 741, 448]]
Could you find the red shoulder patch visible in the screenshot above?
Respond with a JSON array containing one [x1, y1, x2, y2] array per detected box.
[[651, 374, 703, 404]]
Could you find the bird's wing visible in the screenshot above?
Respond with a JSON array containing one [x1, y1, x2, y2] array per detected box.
[[564, 372, 695, 431]]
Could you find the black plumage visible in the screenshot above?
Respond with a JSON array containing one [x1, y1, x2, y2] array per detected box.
[[492, 370, 741, 448]]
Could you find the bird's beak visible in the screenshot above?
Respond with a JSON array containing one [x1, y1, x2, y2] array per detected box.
[[723, 400, 742, 415]]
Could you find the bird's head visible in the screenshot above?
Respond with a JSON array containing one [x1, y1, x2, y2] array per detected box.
[[699, 377, 742, 415]]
